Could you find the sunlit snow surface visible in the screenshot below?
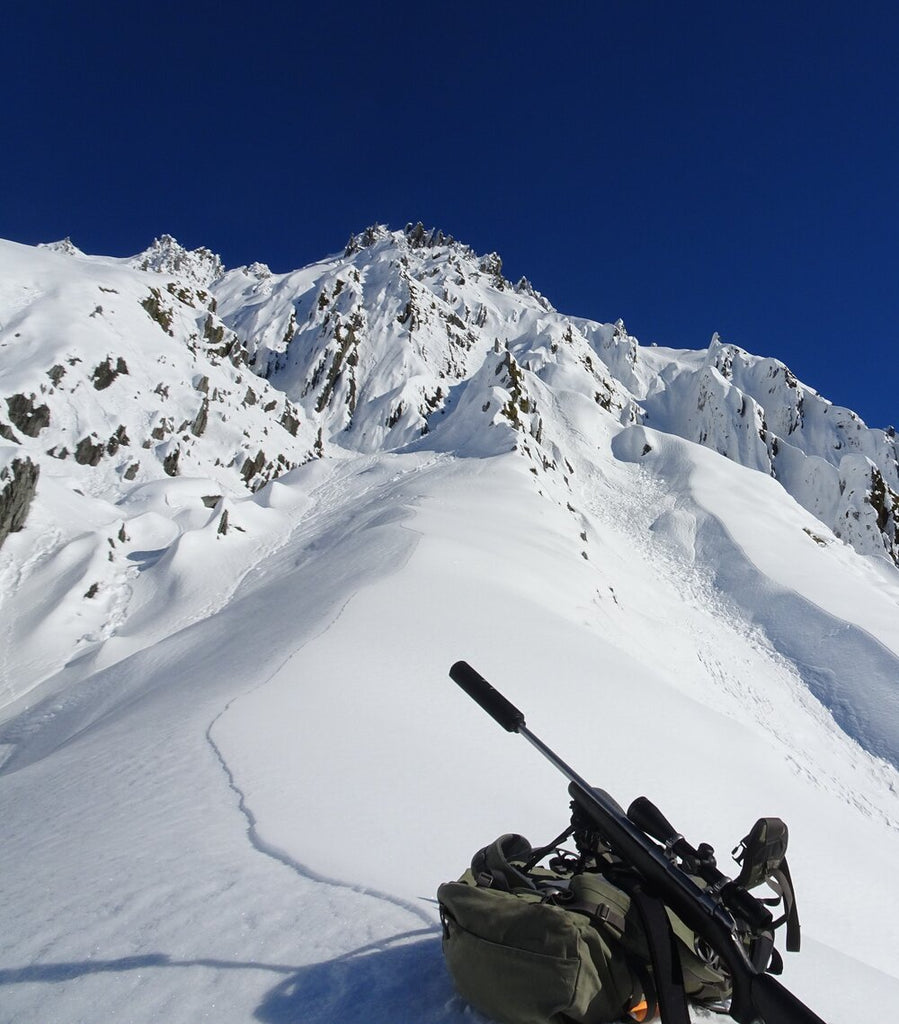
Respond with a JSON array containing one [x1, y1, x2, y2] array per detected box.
[[1, 234, 898, 1022]]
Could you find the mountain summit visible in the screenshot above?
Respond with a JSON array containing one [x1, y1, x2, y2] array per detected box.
[[13, 223, 894, 551], [216, 224, 899, 565]]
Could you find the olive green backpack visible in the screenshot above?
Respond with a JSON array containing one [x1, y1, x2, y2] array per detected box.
[[438, 822, 798, 1024]]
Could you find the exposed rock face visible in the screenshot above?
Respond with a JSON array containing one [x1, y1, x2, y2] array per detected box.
[[6, 395, 50, 437], [75, 436, 105, 466], [0, 458, 39, 549], [91, 356, 129, 390], [0, 235, 319, 508]]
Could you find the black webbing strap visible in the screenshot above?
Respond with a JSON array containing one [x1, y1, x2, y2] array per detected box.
[[772, 859, 801, 953], [628, 884, 691, 1024], [521, 824, 575, 873]]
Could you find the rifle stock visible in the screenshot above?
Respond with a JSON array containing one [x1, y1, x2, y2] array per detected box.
[[449, 661, 828, 1024], [750, 972, 828, 1024]]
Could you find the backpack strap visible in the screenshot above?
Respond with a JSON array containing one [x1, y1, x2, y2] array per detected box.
[[521, 824, 575, 873], [769, 859, 801, 953], [559, 893, 628, 936], [733, 818, 801, 955], [470, 834, 538, 891], [626, 882, 691, 1024]]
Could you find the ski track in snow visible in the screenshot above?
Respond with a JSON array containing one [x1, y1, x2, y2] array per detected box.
[[206, 711, 437, 923], [204, 695, 454, 1022], [0, 524, 63, 702]]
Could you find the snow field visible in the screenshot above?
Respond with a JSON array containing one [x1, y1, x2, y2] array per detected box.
[[2, 442, 899, 1021]]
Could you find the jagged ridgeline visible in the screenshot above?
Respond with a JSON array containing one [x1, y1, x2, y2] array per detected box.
[[1, 224, 898, 566]]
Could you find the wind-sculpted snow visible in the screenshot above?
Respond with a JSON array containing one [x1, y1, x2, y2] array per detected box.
[[0, 238, 316, 696], [615, 425, 899, 769], [3, 221, 899, 745], [638, 335, 899, 563]]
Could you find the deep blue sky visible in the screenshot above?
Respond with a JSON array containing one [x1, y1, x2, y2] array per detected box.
[[3, 3, 897, 426]]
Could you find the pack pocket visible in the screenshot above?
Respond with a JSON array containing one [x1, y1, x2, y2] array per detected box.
[[438, 879, 633, 1024]]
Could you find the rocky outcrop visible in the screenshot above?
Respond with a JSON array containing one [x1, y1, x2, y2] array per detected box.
[[7, 226, 899, 569], [6, 394, 50, 437], [130, 234, 224, 287], [0, 458, 39, 549], [91, 356, 129, 390]]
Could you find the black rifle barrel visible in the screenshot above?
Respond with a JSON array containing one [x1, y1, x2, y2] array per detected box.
[[448, 661, 828, 1024]]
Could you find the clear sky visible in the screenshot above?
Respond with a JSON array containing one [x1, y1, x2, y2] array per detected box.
[[3, 2, 897, 427]]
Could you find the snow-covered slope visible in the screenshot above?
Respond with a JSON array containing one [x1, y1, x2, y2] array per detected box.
[[636, 335, 899, 564], [1, 227, 897, 1024], [0, 237, 314, 696]]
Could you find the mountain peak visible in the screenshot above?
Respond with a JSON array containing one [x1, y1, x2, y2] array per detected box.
[[131, 234, 225, 286], [343, 222, 478, 261], [38, 237, 85, 257]]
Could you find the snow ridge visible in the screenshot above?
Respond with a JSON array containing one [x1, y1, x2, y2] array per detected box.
[[639, 334, 899, 563]]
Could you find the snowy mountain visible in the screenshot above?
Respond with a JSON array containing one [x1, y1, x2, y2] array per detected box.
[[214, 222, 899, 565], [1, 226, 898, 1023]]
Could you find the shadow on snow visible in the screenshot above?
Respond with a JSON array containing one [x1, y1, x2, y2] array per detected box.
[[0, 932, 469, 1024]]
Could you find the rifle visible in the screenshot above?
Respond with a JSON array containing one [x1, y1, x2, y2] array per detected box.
[[449, 661, 828, 1024]]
